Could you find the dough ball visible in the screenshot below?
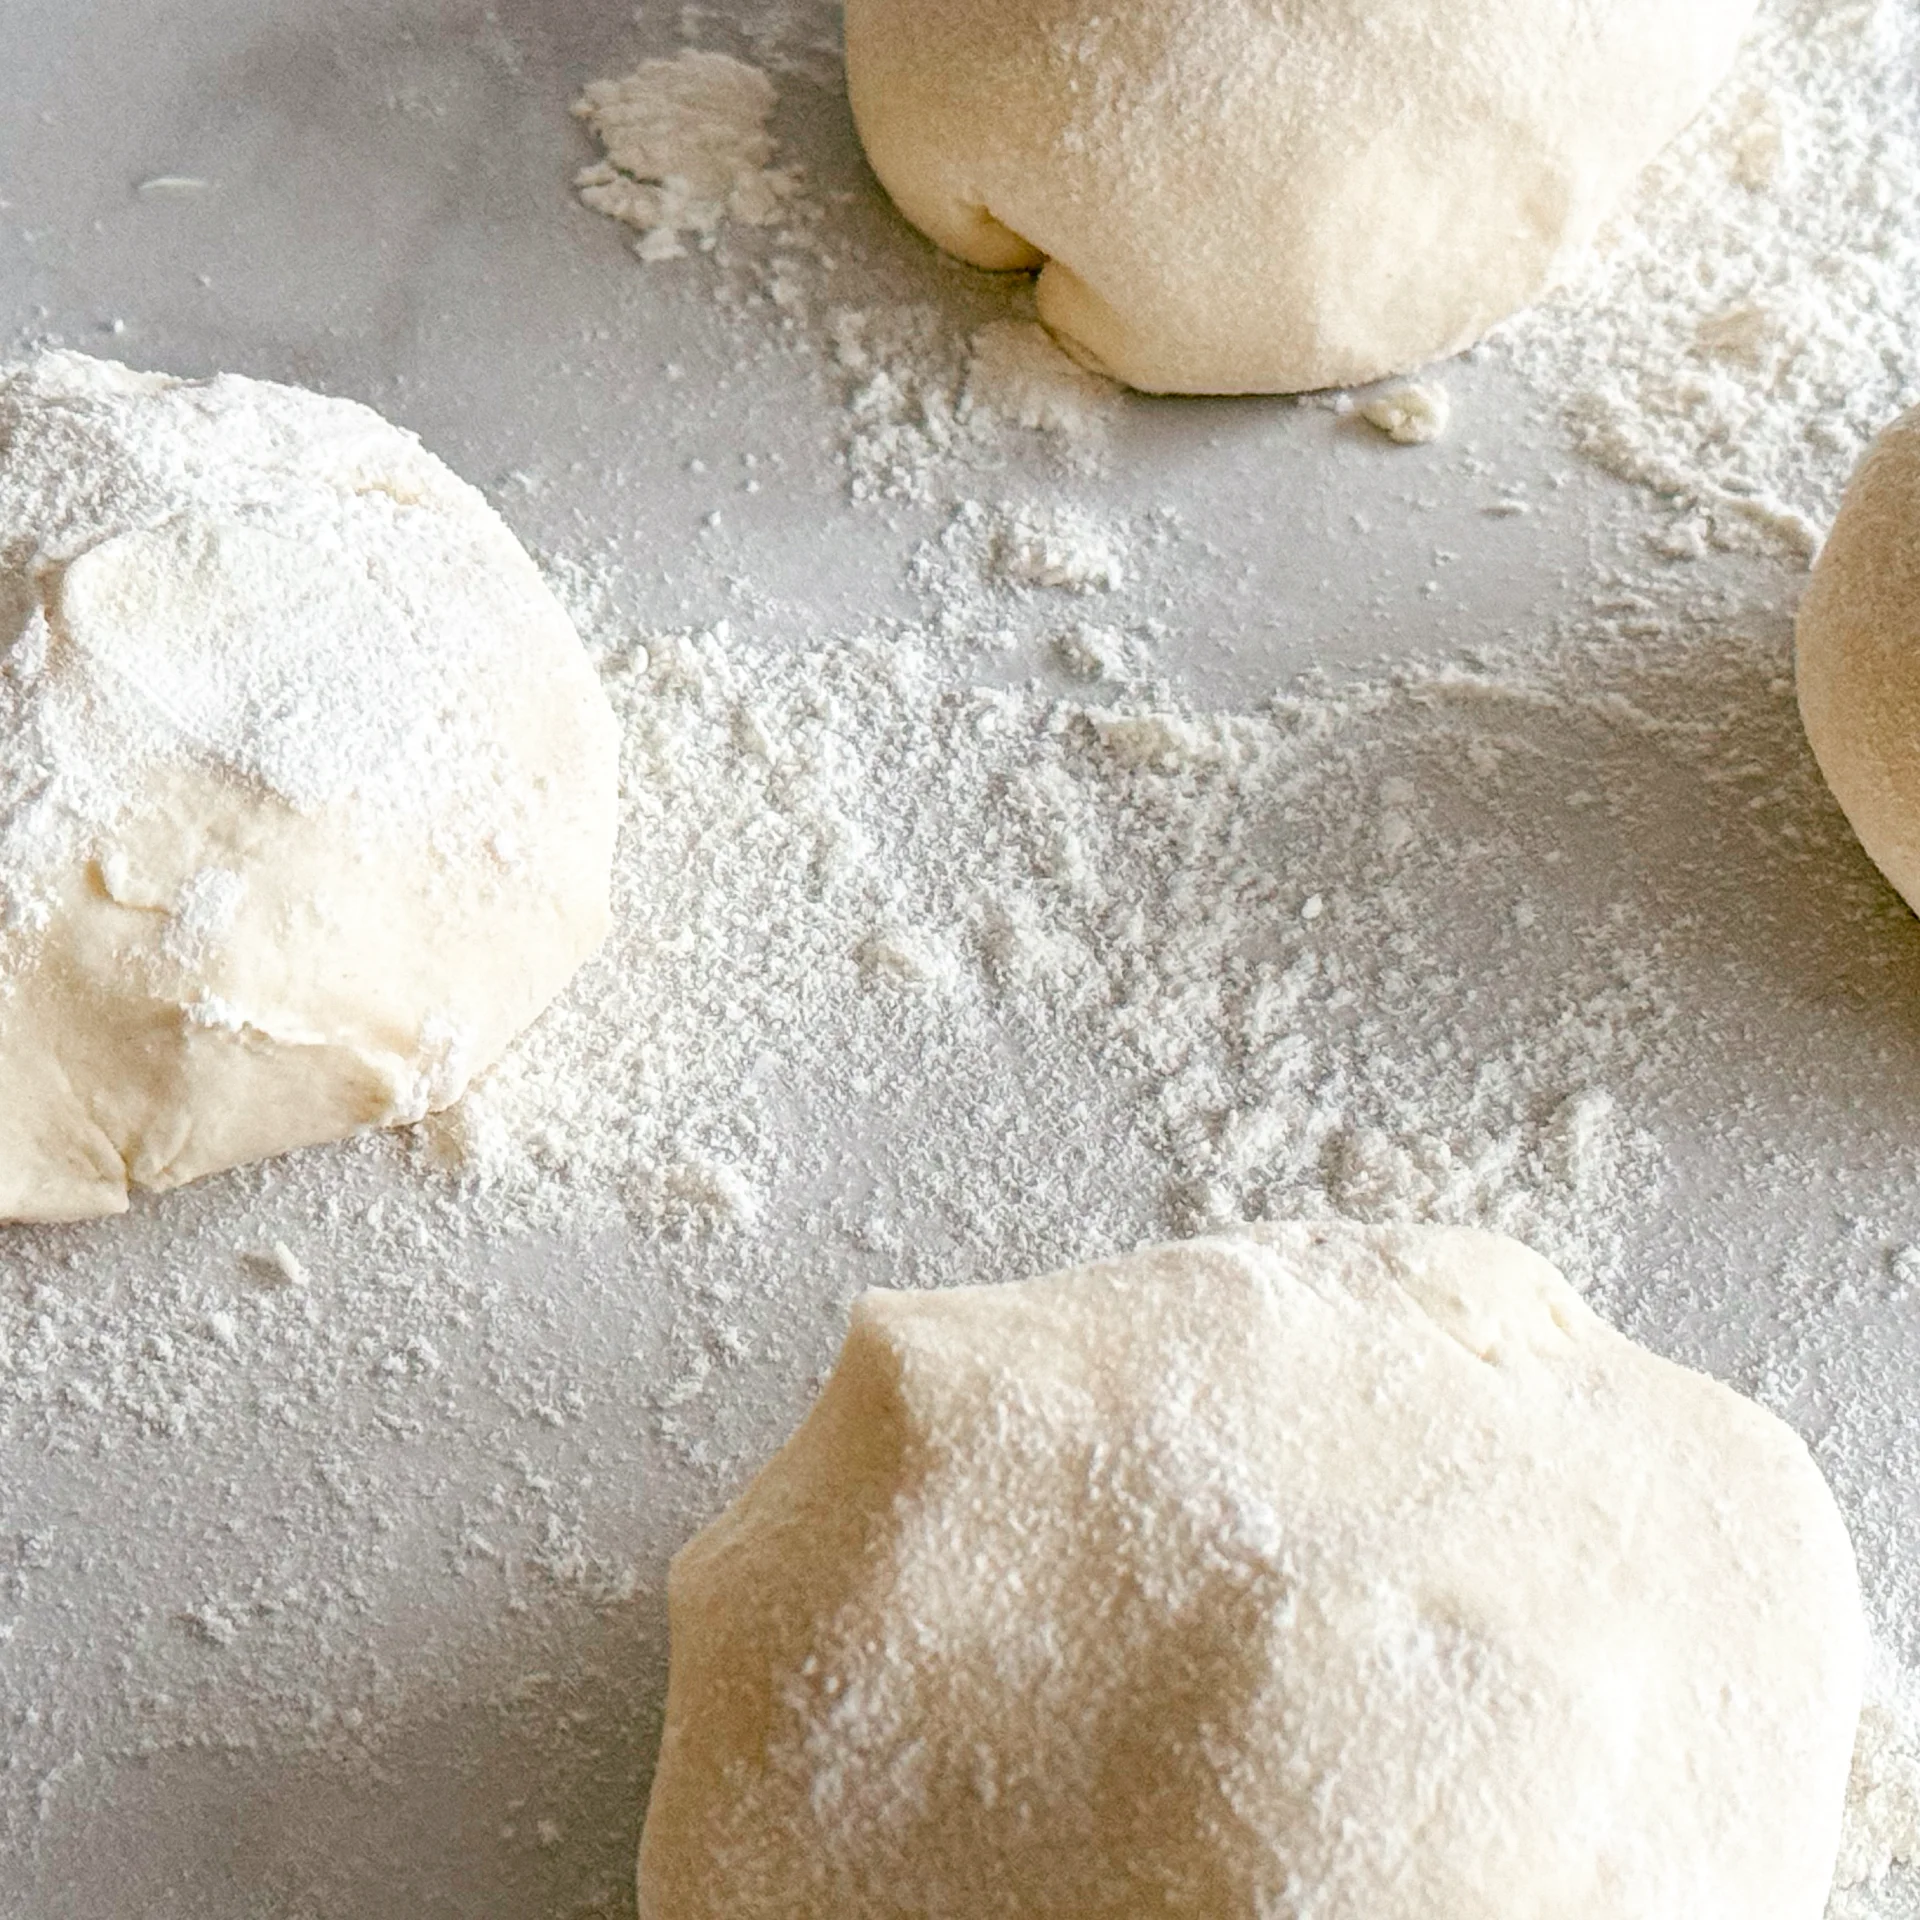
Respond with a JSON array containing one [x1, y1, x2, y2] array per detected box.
[[638, 1224, 1863, 1918], [1798, 404, 1920, 915], [0, 352, 619, 1222], [845, 0, 1758, 394]]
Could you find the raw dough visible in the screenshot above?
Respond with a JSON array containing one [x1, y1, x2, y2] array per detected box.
[[638, 1223, 1864, 1918], [1798, 404, 1920, 913], [844, 0, 1759, 394], [0, 352, 619, 1222]]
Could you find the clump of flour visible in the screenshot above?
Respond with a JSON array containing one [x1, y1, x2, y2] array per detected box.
[[1500, 0, 1920, 552], [826, 303, 971, 504], [1833, 1684, 1920, 1910], [1360, 380, 1452, 446], [898, 497, 1143, 619], [983, 499, 1130, 592], [573, 50, 801, 260], [961, 319, 1119, 449]]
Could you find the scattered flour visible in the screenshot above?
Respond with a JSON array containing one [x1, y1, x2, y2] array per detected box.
[[961, 319, 1120, 448], [826, 303, 973, 504], [827, 309, 1121, 503], [980, 498, 1130, 593], [577, 2, 1920, 551], [1500, 0, 1920, 553], [572, 50, 1121, 504], [897, 497, 1162, 625], [432, 589, 1697, 1295]]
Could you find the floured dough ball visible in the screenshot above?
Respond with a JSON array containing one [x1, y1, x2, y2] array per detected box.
[[638, 1224, 1864, 1918], [845, 0, 1758, 393], [1798, 405, 1920, 915], [0, 352, 619, 1222]]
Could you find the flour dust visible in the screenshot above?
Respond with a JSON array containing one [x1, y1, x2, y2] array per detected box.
[[1499, 0, 1920, 555]]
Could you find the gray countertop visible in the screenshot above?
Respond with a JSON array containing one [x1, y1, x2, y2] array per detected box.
[[3, 2, 1916, 1914]]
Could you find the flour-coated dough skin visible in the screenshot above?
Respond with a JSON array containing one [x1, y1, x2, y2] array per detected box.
[[845, 0, 1759, 394], [1798, 406, 1920, 916], [0, 353, 619, 1221], [637, 1224, 1863, 1919]]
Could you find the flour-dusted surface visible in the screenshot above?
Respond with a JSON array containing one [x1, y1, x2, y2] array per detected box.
[[441, 596, 1674, 1287], [1499, 0, 1920, 553], [2, 0, 1919, 1913]]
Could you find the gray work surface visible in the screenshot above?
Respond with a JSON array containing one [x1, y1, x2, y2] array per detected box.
[[2, 2, 1915, 1915]]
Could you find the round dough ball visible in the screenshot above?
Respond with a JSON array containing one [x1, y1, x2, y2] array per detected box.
[[845, 0, 1758, 394], [638, 1224, 1863, 1918], [0, 352, 619, 1222], [1798, 404, 1920, 914]]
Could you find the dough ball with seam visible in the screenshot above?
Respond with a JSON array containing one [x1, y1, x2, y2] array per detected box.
[[846, 0, 1759, 393]]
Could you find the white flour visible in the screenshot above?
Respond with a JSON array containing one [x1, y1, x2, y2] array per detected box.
[[573, 50, 801, 261], [1500, 0, 1920, 554], [911, 495, 1134, 599], [830, 308, 1121, 504], [431, 598, 1661, 1288], [573, 78, 1123, 505], [963, 318, 1120, 448]]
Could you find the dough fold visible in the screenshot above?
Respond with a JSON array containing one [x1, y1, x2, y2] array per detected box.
[[846, 0, 1759, 392], [0, 353, 620, 1220]]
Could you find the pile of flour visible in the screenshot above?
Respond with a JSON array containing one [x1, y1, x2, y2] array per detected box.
[[573, 50, 801, 260]]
